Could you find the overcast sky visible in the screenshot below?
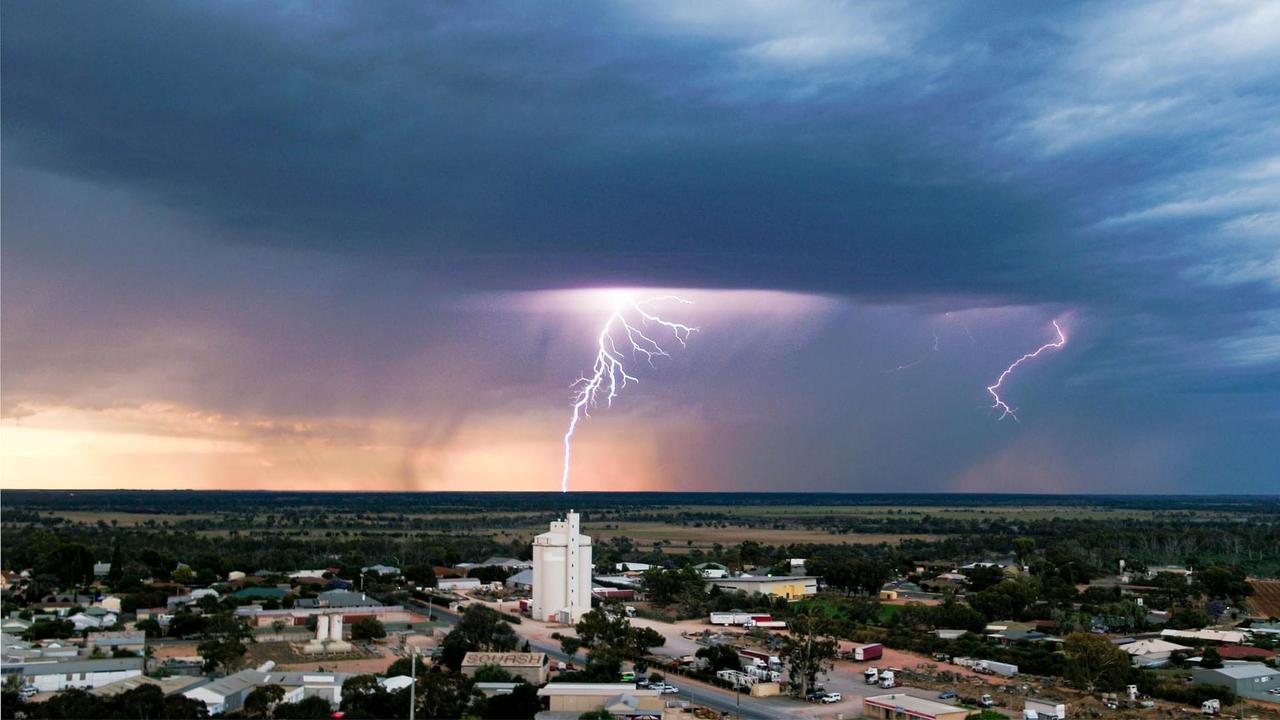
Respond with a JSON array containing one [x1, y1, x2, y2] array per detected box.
[[2, 1, 1277, 493]]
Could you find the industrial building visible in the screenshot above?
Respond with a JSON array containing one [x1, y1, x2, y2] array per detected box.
[[532, 510, 593, 624], [704, 574, 819, 600], [535, 682, 664, 720], [461, 651, 549, 684], [863, 693, 972, 720], [1192, 664, 1280, 701]]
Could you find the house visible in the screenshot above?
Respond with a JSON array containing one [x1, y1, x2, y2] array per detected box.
[[94, 596, 123, 614], [362, 564, 401, 577], [273, 671, 354, 707], [1162, 628, 1247, 645], [69, 610, 117, 631], [87, 631, 146, 655], [1121, 638, 1190, 667], [863, 693, 972, 720], [93, 562, 112, 578], [704, 575, 818, 600], [1216, 646, 1277, 661], [1, 615, 32, 635], [11, 656, 145, 692], [535, 682, 663, 719], [461, 651, 549, 684], [1192, 664, 1280, 701]]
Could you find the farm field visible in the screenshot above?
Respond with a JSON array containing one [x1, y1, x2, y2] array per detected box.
[[1250, 579, 1280, 618], [580, 521, 941, 548]]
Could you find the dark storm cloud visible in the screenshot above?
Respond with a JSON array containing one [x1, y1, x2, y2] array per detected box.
[[2, 1, 1278, 491]]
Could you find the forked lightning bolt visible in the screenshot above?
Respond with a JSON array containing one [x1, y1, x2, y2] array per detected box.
[[561, 296, 697, 492], [987, 320, 1067, 421]]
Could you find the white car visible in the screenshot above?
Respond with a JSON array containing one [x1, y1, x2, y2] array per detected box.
[[658, 683, 680, 694], [821, 692, 842, 704]]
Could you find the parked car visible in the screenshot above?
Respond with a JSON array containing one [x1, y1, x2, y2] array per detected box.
[[938, 690, 958, 700], [657, 683, 680, 694], [806, 691, 826, 703], [821, 693, 842, 704]]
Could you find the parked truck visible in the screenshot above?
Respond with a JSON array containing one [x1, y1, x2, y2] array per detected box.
[[852, 643, 883, 661], [738, 649, 782, 669], [1024, 699, 1066, 719], [879, 670, 897, 688], [1201, 700, 1221, 716], [710, 612, 773, 626], [864, 667, 880, 684], [744, 619, 787, 629]]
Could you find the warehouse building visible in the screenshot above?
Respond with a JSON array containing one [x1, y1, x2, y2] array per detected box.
[[461, 651, 549, 685], [704, 574, 818, 600], [1192, 664, 1280, 701], [863, 693, 972, 720]]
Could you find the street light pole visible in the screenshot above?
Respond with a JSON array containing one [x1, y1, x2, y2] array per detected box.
[[409, 646, 418, 720]]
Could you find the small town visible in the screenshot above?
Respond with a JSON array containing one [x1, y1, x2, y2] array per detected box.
[[3, 503, 1278, 719]]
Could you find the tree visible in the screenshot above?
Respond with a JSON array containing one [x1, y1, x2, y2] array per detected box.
[[696, 644, 742, 672], [579, 711, 614, 720], [1063, 632, 1130, 693], [197, 613, 253, 674], [1012, 538, 1036, 568], [560, 636, 583, 656], [640, 567, 706, 605], [781, 605, 837, 698], [341, 674, 398, 719], [472, 664, 514, 683], [135, 618, 163, 638], [415, 668, 479, 719], [968, 579, 1036, 621], [480, 682, 540, 719], [1200, 646, 1224, 669], [273, 695, 334, 719], [106, 542, 124, 587], [352, 617, 387, 641], [244, 684, 285, 719], [405, 564, 438, 588], [41, 543, 96, 587]]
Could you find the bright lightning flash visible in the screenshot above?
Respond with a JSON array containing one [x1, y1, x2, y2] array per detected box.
[[561, 295, 697, 492], [986, 319, 1067, 421]]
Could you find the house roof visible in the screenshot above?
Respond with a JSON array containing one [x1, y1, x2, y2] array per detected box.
[[1122, 639, 1188, 656], [1200, 663, 1277, 680], [16, 657, 145, 675], [1217, 646, 1277, 659], [865, 693, 968, 717], [505, 569, 534, 586], [317, 589, 379, 606], [187, 670, 267, 698], [91, 675, 207, 697], [538, 683, 658, 697]]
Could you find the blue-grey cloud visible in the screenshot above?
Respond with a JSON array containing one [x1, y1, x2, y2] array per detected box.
[[2, 0, 1278, 491]]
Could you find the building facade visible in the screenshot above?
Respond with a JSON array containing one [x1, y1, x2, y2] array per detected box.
[[532, 511, 592, 624]]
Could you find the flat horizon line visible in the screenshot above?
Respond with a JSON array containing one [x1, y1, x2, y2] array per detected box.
[[1, 488, 1277, 498]]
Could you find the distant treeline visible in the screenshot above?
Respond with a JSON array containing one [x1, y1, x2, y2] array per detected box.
[[4, 489, 1278, 514]]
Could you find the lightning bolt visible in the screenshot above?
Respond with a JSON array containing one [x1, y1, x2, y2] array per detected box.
[[986, 319, 1067, 421], [561, 295, 697, 492]]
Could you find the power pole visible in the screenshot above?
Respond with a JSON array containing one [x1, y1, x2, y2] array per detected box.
[[409, 646, 418, 720]]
